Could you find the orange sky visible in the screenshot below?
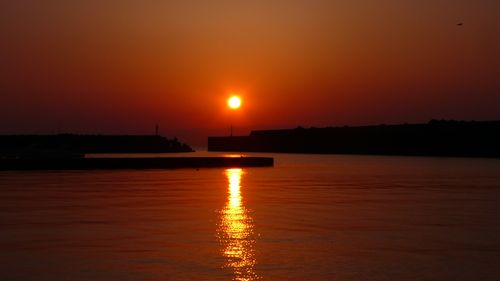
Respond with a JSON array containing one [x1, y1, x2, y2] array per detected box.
[[1, 1, 499, 145]]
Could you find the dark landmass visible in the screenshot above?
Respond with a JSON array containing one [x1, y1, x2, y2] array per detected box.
[[208, 120, 500, 158], [0, 134, 193, 158], [0, 157, 273, 171]]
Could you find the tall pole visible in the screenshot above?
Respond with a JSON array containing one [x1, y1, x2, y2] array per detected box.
[[230, 111, 233, 136]]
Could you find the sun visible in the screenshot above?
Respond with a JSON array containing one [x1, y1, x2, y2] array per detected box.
[[228, 96, 242, 109]]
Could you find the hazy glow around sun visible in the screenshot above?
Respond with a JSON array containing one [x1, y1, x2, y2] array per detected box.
[[228, 96, 242, 109]]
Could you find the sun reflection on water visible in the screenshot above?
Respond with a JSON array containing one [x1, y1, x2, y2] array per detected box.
[[218, 168, 259, 280]]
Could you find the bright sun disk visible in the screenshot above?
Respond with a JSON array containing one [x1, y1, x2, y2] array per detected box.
[[228, 96, 242, 109]]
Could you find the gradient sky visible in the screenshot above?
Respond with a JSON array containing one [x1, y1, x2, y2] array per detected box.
[[1, 1, 499, 144]]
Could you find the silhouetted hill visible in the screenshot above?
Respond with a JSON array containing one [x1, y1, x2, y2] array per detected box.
[[0, 134, 193, 157], [208, 120, 500, 158]]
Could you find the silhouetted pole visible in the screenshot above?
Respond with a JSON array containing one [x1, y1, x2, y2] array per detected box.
[[155, 124, 159, 136], [229, 113, 233, 136]]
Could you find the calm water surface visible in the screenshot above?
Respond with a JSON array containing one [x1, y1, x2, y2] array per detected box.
[[1, 153, 500, 280]]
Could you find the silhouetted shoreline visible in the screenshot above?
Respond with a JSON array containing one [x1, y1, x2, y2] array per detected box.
[[0, 134, 193, 158], [208, 120, 500, 158]]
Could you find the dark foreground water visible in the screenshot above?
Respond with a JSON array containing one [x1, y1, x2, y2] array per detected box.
[[1, 153, 500, 281]]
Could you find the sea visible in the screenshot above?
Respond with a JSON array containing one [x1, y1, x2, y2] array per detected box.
[[1, 152, 500, 281]]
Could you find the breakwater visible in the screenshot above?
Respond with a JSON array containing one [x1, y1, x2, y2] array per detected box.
[[208, 120, 500, 158], [0, 157, 274, 170], [0, 134, 193, 155]]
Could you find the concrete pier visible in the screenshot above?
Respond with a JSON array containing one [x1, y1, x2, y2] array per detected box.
[[0, 157, 274, 171]]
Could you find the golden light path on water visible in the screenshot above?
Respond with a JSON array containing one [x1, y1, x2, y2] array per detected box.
[[219, 168, 259, 280]]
